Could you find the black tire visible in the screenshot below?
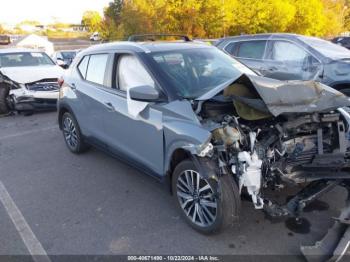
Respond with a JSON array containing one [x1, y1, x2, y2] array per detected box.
[[61, 112, 90, 154], [172, 159, 240, 234], [0, 85, 10, 115], [340, 88, 350, 97]]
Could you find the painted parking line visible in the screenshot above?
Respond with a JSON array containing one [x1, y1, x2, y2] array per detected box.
[[0, 180, 51, 262], [0, 126, 58, 141]]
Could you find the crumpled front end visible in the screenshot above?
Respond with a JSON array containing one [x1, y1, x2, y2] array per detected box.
[[10, 79, 59, 111], [192, 74, 350, 261], [0, 70, 59, 112]]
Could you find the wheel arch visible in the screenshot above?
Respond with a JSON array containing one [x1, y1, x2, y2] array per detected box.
[[58, 103, 75, 130], [166, 148, 192, 194]]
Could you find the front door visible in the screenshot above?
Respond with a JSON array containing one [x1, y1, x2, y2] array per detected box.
[[264, 40, 322, 81], [102, 54, 164, 176]]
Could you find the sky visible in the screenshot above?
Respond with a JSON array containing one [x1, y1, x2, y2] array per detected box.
[[0, 0, 112, 24]]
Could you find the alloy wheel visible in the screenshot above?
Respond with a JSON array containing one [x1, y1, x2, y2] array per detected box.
[[176, 170, 217, 227], [63, 117, 78, 149]]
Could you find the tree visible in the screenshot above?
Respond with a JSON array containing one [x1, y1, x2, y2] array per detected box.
[[344, 0, 350, 30], [227, 0, 296, 35], [0, 25, 5, 34], [105, 0, 123, 24], [321, 0, 346, 36], [97, 0, 349, 40], [82, 11, 102, 33], [100, 0, 124, 40]]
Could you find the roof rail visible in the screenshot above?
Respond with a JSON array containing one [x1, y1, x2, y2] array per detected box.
[[128, 34, 191, 42]]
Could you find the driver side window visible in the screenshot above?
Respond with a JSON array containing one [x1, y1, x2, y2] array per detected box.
[[117, 54, 155, 92]]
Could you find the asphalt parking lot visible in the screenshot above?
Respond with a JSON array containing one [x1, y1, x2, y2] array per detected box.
[[0, 111, 348, 260]]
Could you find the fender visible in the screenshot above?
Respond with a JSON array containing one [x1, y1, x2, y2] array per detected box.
[[190, 155, 219, 181]]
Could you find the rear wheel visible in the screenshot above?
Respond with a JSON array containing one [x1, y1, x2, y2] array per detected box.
[[61, 112, 90, 154], [0, 85, 10, 115], [172, 159, 240, 234]]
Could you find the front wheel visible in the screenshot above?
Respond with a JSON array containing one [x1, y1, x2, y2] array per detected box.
[[172, 159, 240, 234], [0, 85, 10, 115]]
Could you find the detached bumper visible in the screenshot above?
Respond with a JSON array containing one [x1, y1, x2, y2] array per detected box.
[[301, 197, 350, 262]]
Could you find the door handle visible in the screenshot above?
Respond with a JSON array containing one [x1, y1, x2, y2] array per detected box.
[[104, 102, 116, 112], [70, 83, 76, 90]]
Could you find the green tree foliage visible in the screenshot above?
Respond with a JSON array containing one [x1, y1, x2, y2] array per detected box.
[[344, 0, 350, 30], [100, 0, 124, 40], [97, 0, 349, 40], [82, 11, 102, 33], [0, 25, 5, 34], [228, 0, 296, 35]]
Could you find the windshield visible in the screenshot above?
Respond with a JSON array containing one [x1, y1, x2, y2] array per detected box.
[[301, 36, 350, 59], [149, 47, 256, 99], [61, 51, 76, 59], [0, 52, 54, 67]]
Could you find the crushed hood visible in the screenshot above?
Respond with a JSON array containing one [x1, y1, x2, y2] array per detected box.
[[197, 75, 350, 117], [0, 65, 63, 84]]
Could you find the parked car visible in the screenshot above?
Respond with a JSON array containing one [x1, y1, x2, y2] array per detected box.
[[332, 36, 350, 49], [90, 32, 101, 42], [215, 33, 350, 96], [0, 35, 11, 45], [0, 48, 64, 115], [58, 41, 350, 242], [52, 50, 77, 69]]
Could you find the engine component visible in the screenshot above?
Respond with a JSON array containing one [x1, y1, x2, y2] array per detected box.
[[236, 151, 264, 209], [212, 126, 241, 147]]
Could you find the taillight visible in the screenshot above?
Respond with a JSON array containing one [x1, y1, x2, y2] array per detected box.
[[58, 77, 64, 88]]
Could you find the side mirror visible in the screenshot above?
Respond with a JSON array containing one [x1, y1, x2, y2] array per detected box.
[[57, 58, 65, 66], [129, 85, 160, 102]]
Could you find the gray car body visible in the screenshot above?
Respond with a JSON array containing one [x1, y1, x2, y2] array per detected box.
[[58, 42, 214, 180], [215, 33, 350, 91], [58, 41, 350, 182]]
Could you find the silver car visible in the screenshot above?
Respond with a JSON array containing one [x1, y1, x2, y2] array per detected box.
[[58, 41, 350, 242], [0, 48, 63, 114]]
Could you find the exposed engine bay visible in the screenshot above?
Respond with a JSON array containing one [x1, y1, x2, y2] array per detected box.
[[195, 75, 350, 222]]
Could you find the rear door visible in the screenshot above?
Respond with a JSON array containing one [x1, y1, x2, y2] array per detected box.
[[224, 40, 267, 75], [72, 53, 113, 143], [264, 40, 322, 81]]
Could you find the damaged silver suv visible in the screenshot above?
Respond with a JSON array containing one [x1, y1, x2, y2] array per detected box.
[[58, 41, 350, 238]]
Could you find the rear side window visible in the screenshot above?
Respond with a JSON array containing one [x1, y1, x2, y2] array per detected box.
[[78, 56, 89, 78], [236, 40, 267, 59], [224, 42, 237, 55], [86, 54, 109, 85]]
